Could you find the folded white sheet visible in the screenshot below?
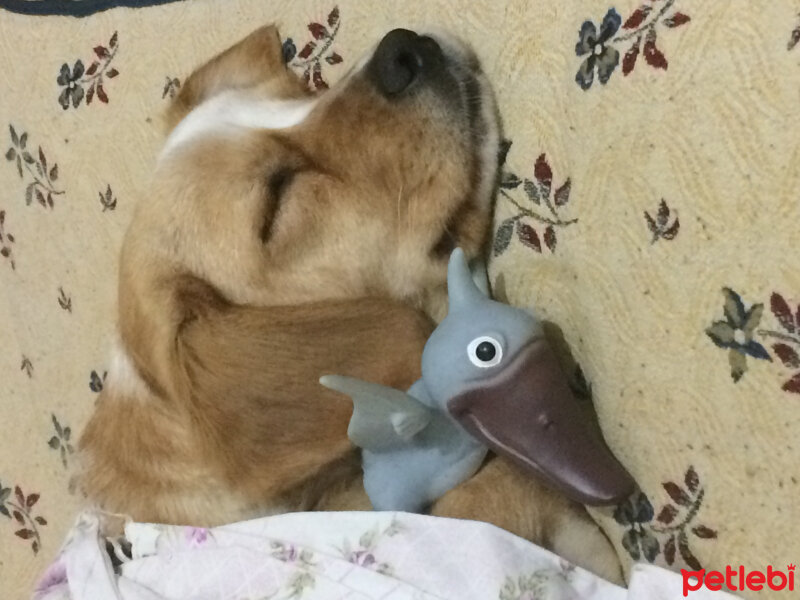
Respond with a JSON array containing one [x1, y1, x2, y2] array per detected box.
[[31, 511, 741, 600]]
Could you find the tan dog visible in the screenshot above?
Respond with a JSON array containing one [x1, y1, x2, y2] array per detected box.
[[78, 25, 622, 583]]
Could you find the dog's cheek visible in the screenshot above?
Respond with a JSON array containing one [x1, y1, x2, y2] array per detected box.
[[454, 201, 491, 255]]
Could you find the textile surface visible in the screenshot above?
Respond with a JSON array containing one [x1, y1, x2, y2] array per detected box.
[[33, 510, 740, 600], [1, 0, 798, 598]]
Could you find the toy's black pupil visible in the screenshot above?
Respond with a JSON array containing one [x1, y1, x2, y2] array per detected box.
[[476, 341, 496, 362]]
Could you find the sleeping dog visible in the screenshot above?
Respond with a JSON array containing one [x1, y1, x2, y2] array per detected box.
[[78, 25, 623, 583]]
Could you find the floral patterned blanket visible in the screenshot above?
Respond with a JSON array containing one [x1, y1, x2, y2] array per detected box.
[[32, 510, 739, 600], [1, 0, 799, 599]]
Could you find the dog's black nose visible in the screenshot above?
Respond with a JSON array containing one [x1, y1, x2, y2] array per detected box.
[[368, 29, 443, 97]]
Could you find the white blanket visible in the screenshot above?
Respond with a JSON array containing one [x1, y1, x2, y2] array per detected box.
[[31, 511, 740, 600]]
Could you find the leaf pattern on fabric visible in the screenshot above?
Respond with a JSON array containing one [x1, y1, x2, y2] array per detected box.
[[644, 199, 679, 243], [499, 562, 576, 600], [283, 7, 343, 90], [335, 517, 405, 576], [0, 480, 47, 555], [494, 144, 577, 257], [48, 415, 75, 469], [5, 125, 64, 210]]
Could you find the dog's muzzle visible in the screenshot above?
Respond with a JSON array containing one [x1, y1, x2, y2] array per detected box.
[[366, 29, 447, 97]]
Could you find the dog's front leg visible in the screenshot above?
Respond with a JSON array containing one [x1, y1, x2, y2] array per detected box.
[[430, 456, 624, 584]]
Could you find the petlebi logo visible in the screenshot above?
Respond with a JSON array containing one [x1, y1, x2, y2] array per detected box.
[[682, 564, 795, 596]]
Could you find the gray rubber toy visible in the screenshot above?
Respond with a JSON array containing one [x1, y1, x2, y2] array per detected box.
[[320, 248, 635, 512]]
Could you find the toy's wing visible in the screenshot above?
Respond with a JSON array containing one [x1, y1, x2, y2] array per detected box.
[[320, 375, 432, 451]]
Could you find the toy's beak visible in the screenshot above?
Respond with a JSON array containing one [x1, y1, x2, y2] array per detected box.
[[447, 339, 635, 506]]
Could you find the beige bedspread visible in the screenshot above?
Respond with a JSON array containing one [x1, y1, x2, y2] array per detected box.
[[1, 0, 798, 598]]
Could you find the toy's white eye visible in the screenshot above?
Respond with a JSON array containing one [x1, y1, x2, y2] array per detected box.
[[467, 336, 503, 368]]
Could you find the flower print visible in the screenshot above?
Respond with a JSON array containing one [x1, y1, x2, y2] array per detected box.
[[575, 9, 622, 90], [706, 288, 771, 382], [612, 467, 717, 569], [57, 61, 85, 110], [336, 517, 403, 575], [613, 491, 660, 562], [574, 1, 691, 89], [348, 549, 377, 568], [56, 32, 119, 109], [185, 527, 208, 547], [34, 556, 68, 594]]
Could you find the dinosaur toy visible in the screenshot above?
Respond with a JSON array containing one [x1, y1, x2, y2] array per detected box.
[[320, 248, 634, 512]]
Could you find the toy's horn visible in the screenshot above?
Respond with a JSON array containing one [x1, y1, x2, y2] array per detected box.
[[448, 248, 486, 311], [469, 255, 491, 296]]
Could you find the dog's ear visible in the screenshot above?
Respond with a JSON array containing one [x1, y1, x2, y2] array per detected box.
[[166, 24, 309, 129], [115, 255, 234, 401]]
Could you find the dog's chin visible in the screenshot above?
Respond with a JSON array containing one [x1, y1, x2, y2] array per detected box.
[[470, 70, 502, 215], [429, 31, 502, 214]]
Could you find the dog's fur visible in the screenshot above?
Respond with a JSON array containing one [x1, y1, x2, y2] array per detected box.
[[79, 25, 622, 582]]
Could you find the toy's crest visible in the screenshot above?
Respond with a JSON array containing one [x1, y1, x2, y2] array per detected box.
[[447, 248, 488, 311]]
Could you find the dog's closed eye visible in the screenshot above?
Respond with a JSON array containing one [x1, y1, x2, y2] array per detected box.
[[260, 167, 296, 243]]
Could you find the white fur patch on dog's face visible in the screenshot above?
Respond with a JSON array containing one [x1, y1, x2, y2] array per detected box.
[[159, 91, 317, 160]]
